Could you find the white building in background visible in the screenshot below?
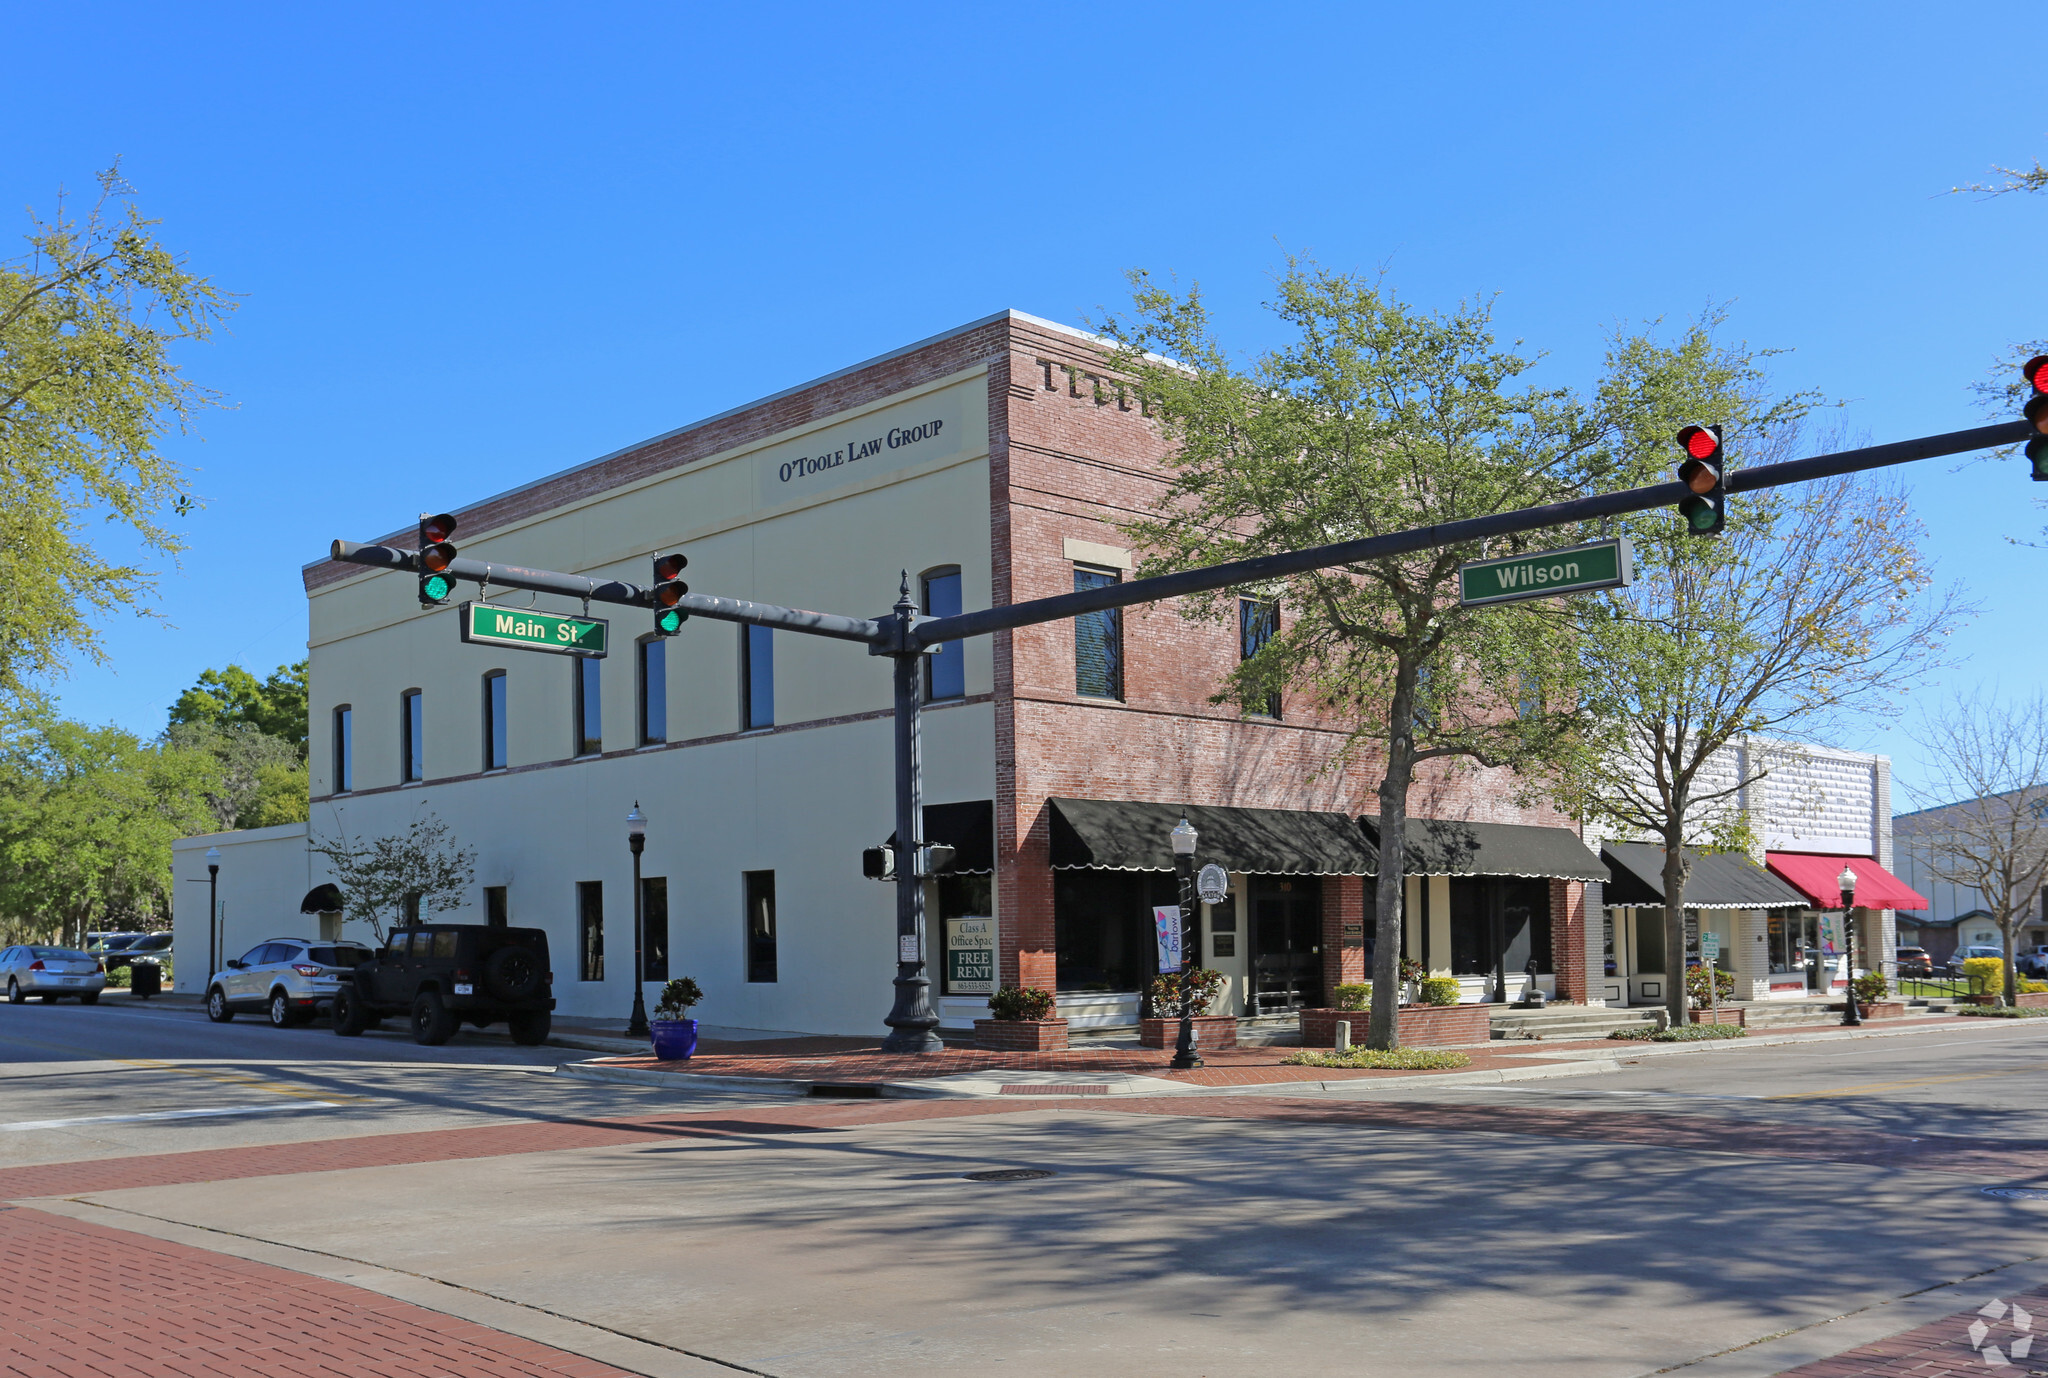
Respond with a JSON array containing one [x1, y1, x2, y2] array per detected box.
[[1891, 791, 2048, 965], [1585, 737, 1924, 1006]]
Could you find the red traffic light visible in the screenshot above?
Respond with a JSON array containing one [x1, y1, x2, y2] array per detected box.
[[1677, 425, 1722, 462], [654, 552, 687, 582], [2024, 356, 2048, 396], [420, 513, 457, 545]]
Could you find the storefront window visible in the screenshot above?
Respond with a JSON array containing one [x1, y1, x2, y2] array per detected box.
[[1054, 870, 1176, 992], [937, 874, 994, 997], [1636, 907, 1667, 974]]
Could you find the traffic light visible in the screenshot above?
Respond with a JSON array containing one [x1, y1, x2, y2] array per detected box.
[[2023, 355, 2048, 481], [417, 513, 458, 606], [1674, 425, 1725, 536], [651, 552, 689, 635]]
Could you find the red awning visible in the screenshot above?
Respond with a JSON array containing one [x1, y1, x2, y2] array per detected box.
[[1764, 852, 1929, 911]]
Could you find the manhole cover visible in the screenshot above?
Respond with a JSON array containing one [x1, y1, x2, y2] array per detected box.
[[1982, 1187, 2048, 1201], [963, 1168, 1056, 1182]]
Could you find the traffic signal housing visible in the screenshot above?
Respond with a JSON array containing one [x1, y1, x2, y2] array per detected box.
[[651, 552, 689, 635], [2023, 355, 2048, 481], [418, 513, 459, 606], [1674, 425, 1725, 536]]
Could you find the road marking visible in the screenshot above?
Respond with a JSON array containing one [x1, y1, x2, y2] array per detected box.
[[1767, 1064, 2048, 1100], [1, 1102, 347, 1131]]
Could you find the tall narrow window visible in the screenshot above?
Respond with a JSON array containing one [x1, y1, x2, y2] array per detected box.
[[922, 568, 965, 702], [744, 870, 777, 983], [575, 655, 602, 756], [483, 671, 508, 770], [1238, 598, 1281, 719], [642, 876, 669, 982], [577, 881, 604, 981], [332, 705, 353, 793], [400, 690, 424, 782], [742, 625, 774, 730], [485, 885, 508, 929], [1073, 566, 1123, 700], [638, 638, 666, 745]]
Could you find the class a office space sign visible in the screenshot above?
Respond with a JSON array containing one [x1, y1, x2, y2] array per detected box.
[[1458, 537, 1633, 608]]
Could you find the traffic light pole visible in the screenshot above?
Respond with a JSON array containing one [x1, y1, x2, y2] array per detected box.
[[331, 415, 2032, 1050]]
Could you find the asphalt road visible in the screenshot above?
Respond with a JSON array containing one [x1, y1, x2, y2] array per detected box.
[[8, 1001, 2048, 1377]]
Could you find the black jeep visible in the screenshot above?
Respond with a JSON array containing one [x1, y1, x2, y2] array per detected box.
[[332, 924, 554, 1046]]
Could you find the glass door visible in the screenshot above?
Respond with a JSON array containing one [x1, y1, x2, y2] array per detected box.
[[1249, 876, 1323, 1013]]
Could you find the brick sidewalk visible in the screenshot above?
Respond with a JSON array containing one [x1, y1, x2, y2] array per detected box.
[[0, 1204, 643, 1378], [1770, 1283, 2048, 1375]]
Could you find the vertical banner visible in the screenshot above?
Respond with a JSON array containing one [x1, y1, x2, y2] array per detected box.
[[1154, 905, 1184, 974], [945, 916, 994, 995]]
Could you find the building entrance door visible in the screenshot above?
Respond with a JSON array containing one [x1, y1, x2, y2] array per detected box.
[[1250, 876, 1322, 1014]]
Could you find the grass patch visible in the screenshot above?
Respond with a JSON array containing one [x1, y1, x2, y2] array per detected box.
[[1609, 1023, 1748, 1042], [1896, 980, 1969, 998], [1953, 1005, 2048, 1019], [1284, 1047, 1474, 1071]]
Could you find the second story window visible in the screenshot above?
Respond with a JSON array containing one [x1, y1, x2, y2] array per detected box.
[[575, 655, 602, 757], [332, 705, 353, 793], [483, 671, 508, 771], [400, 690, 424, 783], [742, 624, 774, 730], [1239, 598, 1281, 719], [922, 567, 965, 702], [638, 638, 666, 745], [1074, 565, 1123, 701]]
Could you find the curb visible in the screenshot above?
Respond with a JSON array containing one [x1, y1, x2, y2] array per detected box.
[[550, 1061, 811, 1095]]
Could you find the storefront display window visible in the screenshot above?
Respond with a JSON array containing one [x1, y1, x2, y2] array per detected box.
[[1054, 870, 1176, 993]]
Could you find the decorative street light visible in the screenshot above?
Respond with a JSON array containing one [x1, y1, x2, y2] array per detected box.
[[1837, 863, 1860, 1027], [626, 803, 650, 1039], [1169, 813, 1202, 1071], [206, 846, 222, 983]]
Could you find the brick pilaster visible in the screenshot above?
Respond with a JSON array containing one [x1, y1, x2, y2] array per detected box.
[[1550, 878, 1587, 1002]]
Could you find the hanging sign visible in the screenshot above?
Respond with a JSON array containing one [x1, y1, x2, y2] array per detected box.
[[1197, 864, 1230, 907], [1153, 906, 1184, 974], [459, 603, 608, 658], [945, 917, 994, 995], [1458, 537, 1633, 608]]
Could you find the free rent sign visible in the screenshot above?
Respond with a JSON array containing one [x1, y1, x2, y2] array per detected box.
[[460, 603, 609, 658], [1458, 538, 1633, 608]]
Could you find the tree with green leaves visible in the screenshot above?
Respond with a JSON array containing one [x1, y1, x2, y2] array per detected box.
[[162, 721, 306, 831], [0, 165, 233, 706], [1557, 323, 1960, 1025], [169, 660, 308, 754], [310, 811, 476, 942], [1101, 262, 1614, 1050]]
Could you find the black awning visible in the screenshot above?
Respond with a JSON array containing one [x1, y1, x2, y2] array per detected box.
[[885, 800, 995, 875], [1047, 797, 1374, 875], [1359, 817, 1607, 881], [300, 883, 344, 914], [1601, 842, 1809, 909]]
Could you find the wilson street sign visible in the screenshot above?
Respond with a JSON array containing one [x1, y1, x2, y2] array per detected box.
[[1458, 537, 1633, 608]]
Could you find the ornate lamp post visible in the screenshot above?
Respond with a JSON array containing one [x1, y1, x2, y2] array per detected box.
[[1169, 814, 1203, 1071], [1837, 863, 1861, 1027], [626, 803, 650, 1038], [205, 846, 222, 983]]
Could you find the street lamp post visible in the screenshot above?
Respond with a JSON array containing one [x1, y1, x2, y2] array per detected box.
[[206, 847, 222, 983], [1169, 814, 1203, 1071], [626, 803, 650, 1039], [1838, 864, 1861, 1027]]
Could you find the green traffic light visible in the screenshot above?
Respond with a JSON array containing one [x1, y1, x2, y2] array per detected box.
[[656, 607, 685, 634], [423, 574, 453, 602]]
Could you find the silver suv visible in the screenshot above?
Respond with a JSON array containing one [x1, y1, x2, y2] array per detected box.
[[206, 938, 375, 1028]]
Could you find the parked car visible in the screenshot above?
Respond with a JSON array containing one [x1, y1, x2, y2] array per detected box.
[[91, 930, 172, 970], [332, 924, 553, 1046], [2016, 945, 2048, 978], [1949, 944, 2007, 975], [1, 946, 108, 1003], [205, 938, 376, 1028], [1894, 946, 1935, 979]]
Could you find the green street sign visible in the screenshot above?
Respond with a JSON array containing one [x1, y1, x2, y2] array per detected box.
[[1458, 537, 1633, 608], [459, 602, 609, 658]]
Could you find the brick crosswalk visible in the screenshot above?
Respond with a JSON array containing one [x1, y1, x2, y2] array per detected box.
[[1768, 1283, 2048, 1375]]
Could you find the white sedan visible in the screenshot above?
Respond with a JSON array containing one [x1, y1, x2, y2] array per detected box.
[[0, 945, 108, 1004]]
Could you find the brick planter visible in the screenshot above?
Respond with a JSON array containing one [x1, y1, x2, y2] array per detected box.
[[1686, 1007, 1746, 1026], [973, 1018, 1069, 1051], [1300, 1004, 1489, 1049], [1138, 1015, 1238, 1050], [1967, 992, 2048, 1008], [1854, 1000, 1906, 1020]]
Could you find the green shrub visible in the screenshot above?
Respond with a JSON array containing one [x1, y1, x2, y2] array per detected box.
[[1685, 965, 1736, 1008], [989, 985, 1056, 1021], [1954, 1004, 2048, 1019], [1398, 957, 1426, 985], [1284, 1047, 1472, 1070], [1963, 956, 2005, 995], [1332, 982, 1372, 1011], [2023, 979, 2048, 995], [1609, 1022, 1747, 1042], [652, 977, 703, 1020], [1853, 970, 1890, 1005], [1147, 967, 1226, 1016], [1419, 976, 1461, 1006]]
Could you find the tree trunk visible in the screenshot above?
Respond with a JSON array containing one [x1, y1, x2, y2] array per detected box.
[[1659, 839, 1690, 1028], [1367, 678, 1420, 1051], [2003, 918, 2020, 1006]]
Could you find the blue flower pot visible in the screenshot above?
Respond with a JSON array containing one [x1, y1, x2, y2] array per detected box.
[[650, 1018, 699, 1061]]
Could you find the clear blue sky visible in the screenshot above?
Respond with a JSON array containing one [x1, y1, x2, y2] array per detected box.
[[5, 2, 2039, 800]]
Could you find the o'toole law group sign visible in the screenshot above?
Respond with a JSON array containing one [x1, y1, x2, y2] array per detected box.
[[1458, 537, 1633, 608]]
